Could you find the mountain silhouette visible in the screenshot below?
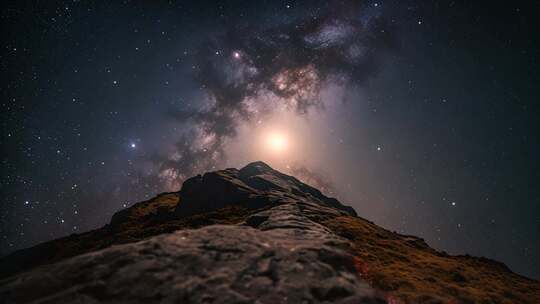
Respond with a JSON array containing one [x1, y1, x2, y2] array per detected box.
[[1, 161, 539, 303]]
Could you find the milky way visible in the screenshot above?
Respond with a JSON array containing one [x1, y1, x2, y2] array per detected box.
[[155, 2, 398, 187]]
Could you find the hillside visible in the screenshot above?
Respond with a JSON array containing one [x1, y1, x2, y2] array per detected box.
[[1, 161, 539, 303]]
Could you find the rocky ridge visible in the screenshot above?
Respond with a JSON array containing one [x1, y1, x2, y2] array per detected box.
[[1, 161, 539, 303]]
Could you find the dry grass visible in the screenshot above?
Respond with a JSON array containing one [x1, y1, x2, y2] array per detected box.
[[318, 215, 540, 304]]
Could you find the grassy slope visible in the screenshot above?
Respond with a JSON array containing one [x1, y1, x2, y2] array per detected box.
[[318, 215, 540, 304]]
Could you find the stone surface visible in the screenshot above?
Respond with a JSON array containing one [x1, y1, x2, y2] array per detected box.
[[0, 202, 383, 304]]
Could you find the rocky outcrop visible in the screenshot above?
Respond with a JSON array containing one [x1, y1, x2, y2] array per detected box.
[[175, 161, 357, 217], [1, 161, 539, 303], [1, 199, 382, 304]]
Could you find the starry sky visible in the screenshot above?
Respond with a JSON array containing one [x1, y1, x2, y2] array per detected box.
[[2, 1, 540, 279]]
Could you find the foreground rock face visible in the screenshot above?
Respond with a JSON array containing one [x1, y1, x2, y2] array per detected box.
[[1, 161, 540, 303], [1, 202, 383, 304]]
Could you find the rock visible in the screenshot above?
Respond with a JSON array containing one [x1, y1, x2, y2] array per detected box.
[[175, 169, 257, 217], [1, 161, 539, 303], [175, 161, 357, 217], [0, 202, 384, 304]]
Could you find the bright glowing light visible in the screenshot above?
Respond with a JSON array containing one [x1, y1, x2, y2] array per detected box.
[[267, 132, 288, 153], [233, 51, 241, 59], [130, 143, 136, 148]]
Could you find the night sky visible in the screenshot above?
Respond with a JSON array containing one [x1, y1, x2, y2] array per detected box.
[[2, 1, 540, 279]]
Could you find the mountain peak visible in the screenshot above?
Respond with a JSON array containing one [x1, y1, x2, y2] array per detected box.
[[241, 160, 275, 173], [175, 161, 356, 217], [1, 163, 539, 303]]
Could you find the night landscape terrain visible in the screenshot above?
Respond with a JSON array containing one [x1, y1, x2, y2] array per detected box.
[[1, 1, 540, 303]]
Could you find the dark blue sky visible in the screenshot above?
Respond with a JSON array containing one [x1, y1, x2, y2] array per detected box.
[[2, 1, 539, 279]]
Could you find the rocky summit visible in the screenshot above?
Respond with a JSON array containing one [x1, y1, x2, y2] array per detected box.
[[1, 162, 539, 303]]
